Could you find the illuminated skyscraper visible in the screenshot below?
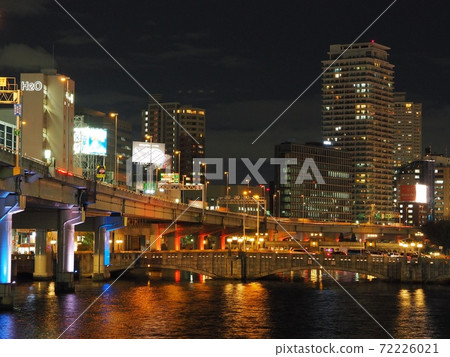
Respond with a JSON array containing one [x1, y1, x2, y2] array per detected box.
[[141, 101, 205, 177], [393, 92, 422, 167], [322, 42, 395, 222]]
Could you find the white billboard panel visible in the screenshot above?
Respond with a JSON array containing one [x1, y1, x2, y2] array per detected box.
[[132, 141, 165, 166], [74, 128, 107, 156], [415, 184, 428, 204]]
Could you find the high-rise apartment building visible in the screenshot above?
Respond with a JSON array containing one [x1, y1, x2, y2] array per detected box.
[[274, 142, 353, 222], [141, 101, 205, 177], [21, 70, 75, 171], [322, 42, 395, 222], [393, 92, 422, 167], [425, 151, 450, 221]]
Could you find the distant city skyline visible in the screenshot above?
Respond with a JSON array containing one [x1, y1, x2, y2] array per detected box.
[[0, 1, 448, 160]]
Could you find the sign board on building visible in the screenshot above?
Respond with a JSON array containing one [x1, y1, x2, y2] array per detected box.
[[74, 128, 107, 156], [132, 141, 165, 166], [159, 172, 180, 184], [14, 104, 22, 116], [21, 80, 43, 92], [96, 165, 106, 179], [400, 184, 428, 203], [400, 185, 416, 202]]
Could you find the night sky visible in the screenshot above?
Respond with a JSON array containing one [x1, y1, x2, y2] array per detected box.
[[0, 0, 449, 160]]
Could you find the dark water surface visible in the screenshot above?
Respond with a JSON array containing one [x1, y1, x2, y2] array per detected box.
[[1, 270, 450, 339]]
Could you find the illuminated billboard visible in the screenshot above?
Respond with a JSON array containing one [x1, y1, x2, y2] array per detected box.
[[400, 184, 428, 204], [74, 128, 107, 156], [415, 184, 428, 204], [159, 172, 180, 183], [132, 141, 165, 166]]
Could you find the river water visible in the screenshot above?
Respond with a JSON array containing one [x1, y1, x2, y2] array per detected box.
[[1, 270, 450, 339]]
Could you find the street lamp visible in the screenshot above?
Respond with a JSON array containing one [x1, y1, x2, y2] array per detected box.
[[224, 171, 229, 211], [117, 154, 123, 185], [301, 194, 305, 220], [254, 194, 260, 244], [417, 243, 423, 258], [174, 150, 181, 175], [61, 76, 71, 171], [242, 190, 248, 247], [201, 162, 207, 210], [276, 189, 281, 218], [110, 112, 118, 184], [206, 181, 210, 209], [273, 192, 277, 217]]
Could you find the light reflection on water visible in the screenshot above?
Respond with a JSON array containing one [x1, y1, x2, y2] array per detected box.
[[1, 270, 450, 339]]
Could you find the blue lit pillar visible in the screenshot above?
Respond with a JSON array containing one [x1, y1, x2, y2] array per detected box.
[[93, 226, 111, 281], [56, 209, 83, 294], [0, 195, 22, 310], [92, 216, 124, 281]]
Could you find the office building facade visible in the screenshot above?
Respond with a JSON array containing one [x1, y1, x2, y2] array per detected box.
[[142, 101, 205, 177], [274, 142, 353, 222], [394, 160, 434, 226], [0, 108, 16, 150], [21, 70, 75, 171], [322, 42, 395, 222], [425, 151, 450, 221]]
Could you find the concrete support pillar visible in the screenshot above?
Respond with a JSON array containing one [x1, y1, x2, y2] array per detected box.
[[167, 232, 181, 251], [34, 229, 53, 280], [174, 225, 180, 251], [93, 227, 110, 281], [0, 213, 13, 310], [219, 230, 226, 250], [152, 224, 162, 251], [87, 216, 124, 281], [0, 195, 22, 310], [139, 235, 146, 251], [197, 234, 205, 250], [56, 209, 83, 294], [166, 224, 180, 251]]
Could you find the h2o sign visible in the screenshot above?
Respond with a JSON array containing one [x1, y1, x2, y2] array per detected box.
[[21, 81, 43, 92]]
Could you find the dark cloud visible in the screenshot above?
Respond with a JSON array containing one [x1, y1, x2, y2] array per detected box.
[[0, 44, 54, 70], [152, 43, 219, 61], [0, 0, 51, 16], [55, 30, 97, 46], [205, 94, 322, 158]]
